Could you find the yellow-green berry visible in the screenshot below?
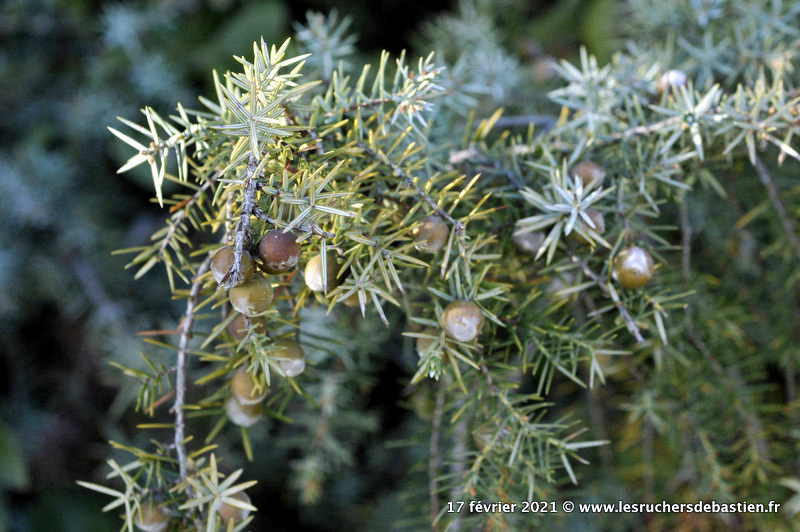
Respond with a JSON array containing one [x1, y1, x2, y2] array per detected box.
[[218, 491, 252, 524], [225, 396, 262, 427], [230, 370, 267, 405], [440, 300, 484, 342], [613, 245, 655, 289], [413, 216, 449, 253], [227, 314, 268, 343], [272, 339, 306, 378], [304, 253, 339, 293], [228, 275, 273, 316], [135, 501, 169, 532], [211, 246, 255, 285], [415, 328, 439, 357]]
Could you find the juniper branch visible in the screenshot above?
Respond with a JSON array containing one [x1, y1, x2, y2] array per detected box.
[[585, 388, 614, 471], [429, 381, 445, 531], [598, 116, 682, 146], [174, 255, 212, 484], [643, 420, 654, 503], [753, 155, 800, 262], [360, 144, 465, 234], [447, 414, 468, 532], [679, 200, 692, 283], [159, 173, 217, 260], [479, 358, 497, 393], [67, 254, 127, 328], [312, 370, 340, 448], [252, 205, 336, 238], [447, 147, 524, 190], [225, 155, 259, 287], [679, 201, 769, 463], [569, 253, 645, 344]]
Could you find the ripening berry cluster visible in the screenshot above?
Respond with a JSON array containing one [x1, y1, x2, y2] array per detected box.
[[406, 160, 658, 452], [412, 162, 656, 362], [134, 152, 659, 532], [514, 160, 656, 289], [210, 229, 309, 431], [209, 218, 491, 424], [412, 163, 655, 369], [212, 217, 496, 406], [134, 491, 250, 532], [134, 492, 253, 531], [211, 159, 655, 434]]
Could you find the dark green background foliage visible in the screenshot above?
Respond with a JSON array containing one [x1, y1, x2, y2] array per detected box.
[[2, 0, 800, 531]]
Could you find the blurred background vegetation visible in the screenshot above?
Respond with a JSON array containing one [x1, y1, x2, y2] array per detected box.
[[0, 0, 729, 530]]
